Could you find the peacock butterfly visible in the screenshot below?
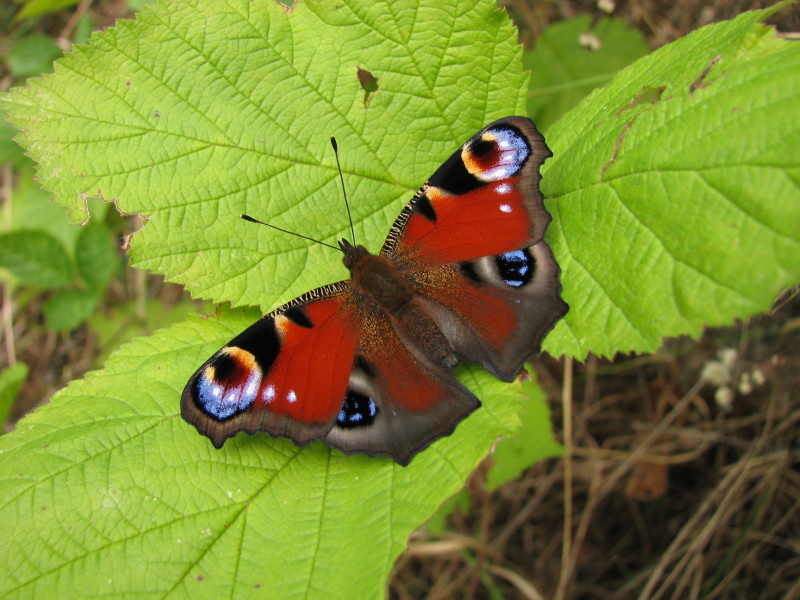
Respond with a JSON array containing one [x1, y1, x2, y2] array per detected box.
[[181, 117, 567, 466]]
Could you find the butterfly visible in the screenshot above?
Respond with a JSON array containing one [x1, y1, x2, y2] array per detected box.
[[181, 117, 568, 466]]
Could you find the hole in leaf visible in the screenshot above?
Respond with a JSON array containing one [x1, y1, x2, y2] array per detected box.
[[615, 86, 666, 117], [276, 0, 296, 13], [603, 86, 667, 177], [690, 54, 722, 95]]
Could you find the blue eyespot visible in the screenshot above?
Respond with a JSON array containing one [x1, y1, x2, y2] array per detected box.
[[337, 390, 378, 428], [496, 249, 534, 288]]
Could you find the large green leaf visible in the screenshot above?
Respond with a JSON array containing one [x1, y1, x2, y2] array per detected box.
[[542, 4, 800, 357], [5, 0, 528, 313], [0, 310, 521, 598]]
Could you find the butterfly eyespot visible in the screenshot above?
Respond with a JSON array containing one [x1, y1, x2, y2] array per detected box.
[[464, 126, 530, 182], [222, 346, 257, 368], [470, 137, 496, 158], [336, 389, 379, 429], [208, 356, 231, 382], [496, 249, 534, 288], [194, 350, 261, 420]]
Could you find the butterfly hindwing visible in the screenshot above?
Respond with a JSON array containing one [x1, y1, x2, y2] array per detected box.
[[409, 241, 567, 382], [324, 305, 480, 465]]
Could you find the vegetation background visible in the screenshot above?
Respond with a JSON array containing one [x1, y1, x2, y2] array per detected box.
[[1, 1, 798, 599]]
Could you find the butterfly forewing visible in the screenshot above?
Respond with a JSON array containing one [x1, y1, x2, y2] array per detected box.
[[382, 117, 552, 267]]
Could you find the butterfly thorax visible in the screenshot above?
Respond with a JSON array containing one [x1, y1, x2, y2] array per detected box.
[[341, 240, 413, 313]]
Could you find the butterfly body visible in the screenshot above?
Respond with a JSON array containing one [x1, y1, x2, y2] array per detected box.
[[343, 242, 414, 313], [182, 117, 567, 465]]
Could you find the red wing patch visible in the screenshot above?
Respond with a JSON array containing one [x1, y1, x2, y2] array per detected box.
[[395, 178, 531, 266], [258, 298, 359, 423], [360, 316, 452, 413]]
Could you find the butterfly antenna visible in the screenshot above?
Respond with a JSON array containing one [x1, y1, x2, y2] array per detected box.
[[330, 136, 357, 246], [240, 214, 339, 251]]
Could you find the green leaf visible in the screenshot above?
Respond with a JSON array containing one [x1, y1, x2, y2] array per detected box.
[[5, 34, 63, 77], [0, 310, 522, 598], [2, 0, 528, 314], [485, 376, 564, 491], [0, 363, 28, 428], [0, 230, 74, 288], [542, 4, 800, 357], [43, 288, 99, 331], [14, 0, 81, 21], [88, 297, 204, 365], [0, 109, 26, 167], [8, 165, 82, 255], [2, 2, 799, 597], [1, 1, 531, 597], [75, 222, 120, 291], [525, 15, 650, 132]]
